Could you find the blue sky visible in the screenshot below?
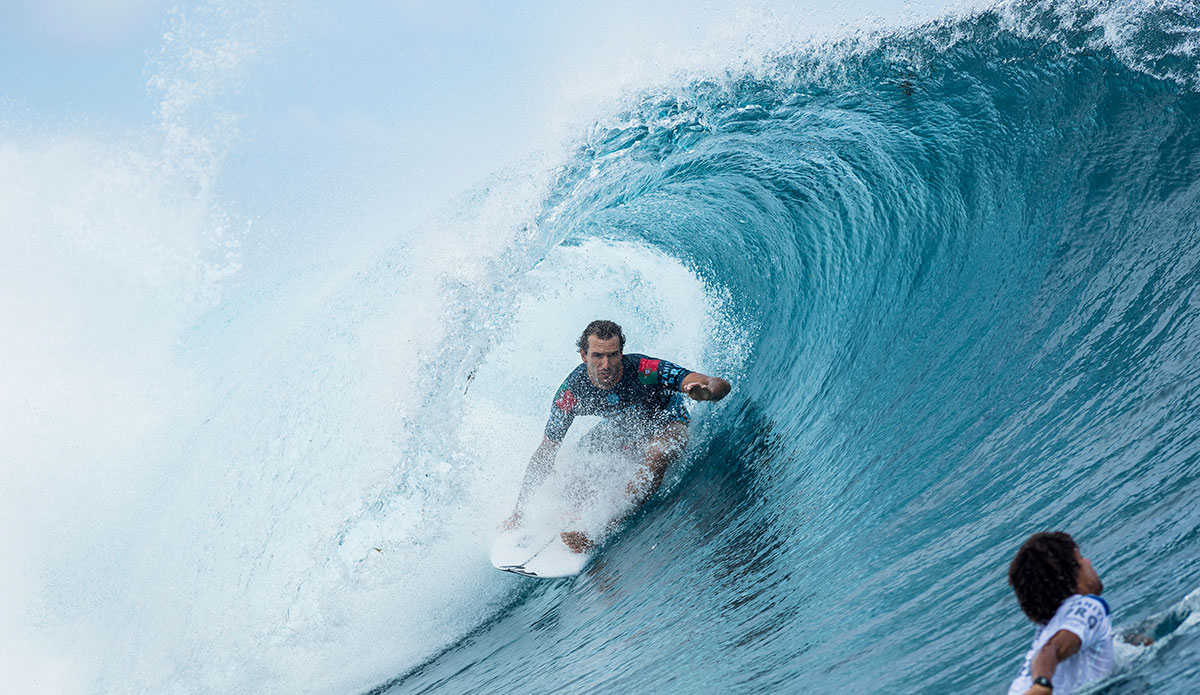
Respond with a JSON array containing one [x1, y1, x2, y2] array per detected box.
[[0, 0, 168, 122]]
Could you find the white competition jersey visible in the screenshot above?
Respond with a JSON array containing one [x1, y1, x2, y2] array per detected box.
[[1008, 594, 1114, 695]]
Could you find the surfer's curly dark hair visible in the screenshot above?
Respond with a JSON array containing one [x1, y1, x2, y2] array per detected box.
[[1009, 531, 1081, 625], [577, 319, 626, 352]]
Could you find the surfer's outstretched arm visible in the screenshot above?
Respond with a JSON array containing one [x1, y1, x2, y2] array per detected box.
[[506, 436, 561, 527], [681, 372, 731, 402]]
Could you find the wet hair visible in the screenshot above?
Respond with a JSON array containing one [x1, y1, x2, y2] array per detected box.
[[577, 320, 626, 352], [1008, 531, 1081, 624]]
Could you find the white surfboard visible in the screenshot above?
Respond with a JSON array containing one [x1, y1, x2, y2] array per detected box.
[[490, 529, 593, 578]]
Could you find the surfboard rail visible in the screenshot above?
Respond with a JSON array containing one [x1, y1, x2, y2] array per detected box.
[[490, 529, 593, 578]]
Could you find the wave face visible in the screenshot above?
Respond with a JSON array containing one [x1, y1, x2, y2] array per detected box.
[[7, 1, 1200, 694], [379, 3, 1200, 694]]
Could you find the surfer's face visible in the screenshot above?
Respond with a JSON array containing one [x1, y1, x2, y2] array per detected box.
[[581, 335, 623, 390], [1075, 549, 1103, 595]]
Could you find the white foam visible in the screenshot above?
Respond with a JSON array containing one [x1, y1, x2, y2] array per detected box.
[[0, 134, 740, 695], [0, 133, 241, 695]]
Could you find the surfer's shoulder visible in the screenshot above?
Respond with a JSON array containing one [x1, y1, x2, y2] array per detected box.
[[563, 362, 589, 385], [624, 352, 650, 365], [1067, 593, 1110, 616]]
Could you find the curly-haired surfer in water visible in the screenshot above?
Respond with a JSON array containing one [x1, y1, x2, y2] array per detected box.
[[1006, 531, 1151, 695], [504, 319, 731, 553]]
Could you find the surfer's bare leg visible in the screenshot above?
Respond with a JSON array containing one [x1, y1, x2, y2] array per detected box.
[[627, 421, 689, 508], [560, 422, 688, 554]]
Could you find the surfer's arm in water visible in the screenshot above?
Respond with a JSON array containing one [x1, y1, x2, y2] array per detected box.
[[505, 436, 561, 528], [680, 372, 731, 402]]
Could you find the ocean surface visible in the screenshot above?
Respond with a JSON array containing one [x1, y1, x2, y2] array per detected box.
[[4, 1, 1200, 694]]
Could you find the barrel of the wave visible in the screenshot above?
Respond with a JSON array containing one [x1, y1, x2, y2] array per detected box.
[[490, 319, 731, 578]]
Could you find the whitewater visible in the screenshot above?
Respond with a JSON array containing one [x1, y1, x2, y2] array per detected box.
[[3, 1, 1199, 694]]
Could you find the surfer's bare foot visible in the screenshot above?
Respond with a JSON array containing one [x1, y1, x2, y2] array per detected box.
[[561, 531, 593, 553]]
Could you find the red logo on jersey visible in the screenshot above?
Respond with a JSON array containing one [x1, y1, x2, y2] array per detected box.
[[638, 358, 661, 385], [554, 387, 577, 412]]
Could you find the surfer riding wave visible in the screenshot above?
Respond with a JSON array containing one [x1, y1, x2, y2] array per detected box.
[[504, 319, 731, 553]]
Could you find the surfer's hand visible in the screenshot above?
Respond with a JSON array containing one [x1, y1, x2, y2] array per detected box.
[[502, 511, 522, 530], [561, 531, 593, 554], [683, 381, 713, 401], [681, 374, 730, 402]]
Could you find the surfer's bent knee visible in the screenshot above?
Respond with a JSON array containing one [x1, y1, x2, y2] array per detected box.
[[648, 422, 689, 462]]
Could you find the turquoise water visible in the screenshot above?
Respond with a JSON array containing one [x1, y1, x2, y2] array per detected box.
[[7, 2, 1200, 694], [377, 3, 1200, 694]]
